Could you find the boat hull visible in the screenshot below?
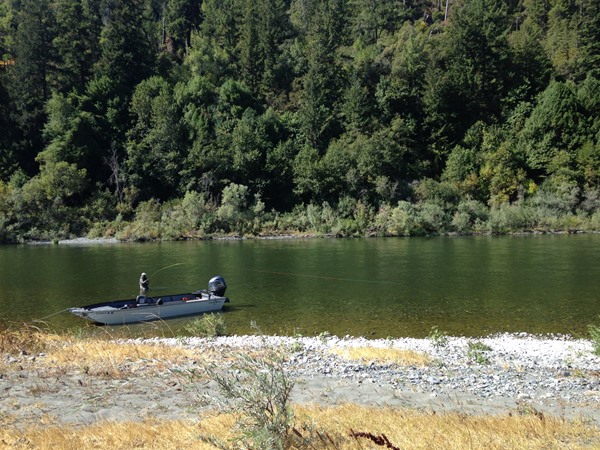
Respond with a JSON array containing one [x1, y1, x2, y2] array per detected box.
[[69, 293, 228, 325]]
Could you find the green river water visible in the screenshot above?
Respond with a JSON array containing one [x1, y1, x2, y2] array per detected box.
[[0, 234, 598, 338]]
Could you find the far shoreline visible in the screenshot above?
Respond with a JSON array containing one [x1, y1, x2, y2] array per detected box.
[[19, 227, 599, 246]]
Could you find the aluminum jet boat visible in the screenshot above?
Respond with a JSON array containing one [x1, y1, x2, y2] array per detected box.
[[69, 276, 229, 325]]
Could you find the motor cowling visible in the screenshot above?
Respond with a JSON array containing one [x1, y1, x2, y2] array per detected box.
[[208, 276, 227, 296]]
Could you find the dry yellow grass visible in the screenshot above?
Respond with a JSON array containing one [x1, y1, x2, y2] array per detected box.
[[2, 328, 599, 449], [329, 346, 432, 367], [293, 404, 600, 449], [0, 326, 203, 377], [0, 324, 54, 355], [44, 338, 199, 377], [0, 405, 598, 450]]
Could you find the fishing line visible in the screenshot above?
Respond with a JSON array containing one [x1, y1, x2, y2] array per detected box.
[[149, 263, 186, 278], [33, 308, 69, 322], [251, 269, 403, 286]]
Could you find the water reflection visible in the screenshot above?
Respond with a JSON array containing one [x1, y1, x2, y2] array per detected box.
[[0, 235, 598, 338]]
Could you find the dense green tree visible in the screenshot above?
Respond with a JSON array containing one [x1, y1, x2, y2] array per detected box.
[[52, 0, 102, 94], [575, 0, 600, 79], [380, 24, 428, 118], [424, 0, 516, 164], [200, 0, 239, 62], [507, 15, 551, 106], [543, 0, 580, 79], [442, 121, 487, 200], [322, 115, 418, 204], [238, 0, 261, 92], [349, 0, 407, 44], [0, 0, 14, 63], [230, 109, 270, 190], [9, 161, 88, 237], [0, 77, 16, 181], [175, 75, 221, 195], [40, 76, 120, 185], [257, 0, 290, 96], [7, 0, 56, 175], [518, 80, 583, 177], [0, 0, 599, 241], [297, 0, 347, 151], [446, 0, 515, 122], [126, 76, 186, 200], [95, 0, 156, 96], [164, 0, 201, 60], [264, 137, 297, 210], [237, 0, 292, 102]]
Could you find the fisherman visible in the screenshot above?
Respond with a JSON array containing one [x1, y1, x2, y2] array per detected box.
[[139, 272, 149, 292]]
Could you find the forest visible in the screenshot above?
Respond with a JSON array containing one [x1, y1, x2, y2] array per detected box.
[[0, 0, 598, 242]]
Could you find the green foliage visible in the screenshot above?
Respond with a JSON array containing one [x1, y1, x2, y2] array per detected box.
[[217, 182, 250, 234], [200, 341, 295, 449], [52, 0, 101, 94], [588, 320, 600, 356], [0, 0, 599, 242], [451, 200, 489, 234], [95, 0, 155, 96], [467, 340, 492, 364], [519, 80, 584, 174], [182, 313, 226, 337], [164, 0, 201, 61], [428, 326, 448, 348], [127, 76, 186, 199], [488, 202, 540, 233], [8, 162, 88, 239]]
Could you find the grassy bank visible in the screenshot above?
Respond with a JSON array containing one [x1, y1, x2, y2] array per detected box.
[[1, 405, 599, 450], [1, 326, 600, 449]]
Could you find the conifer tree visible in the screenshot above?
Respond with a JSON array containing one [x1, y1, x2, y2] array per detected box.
[[95, 0, 156, 97], [8, 0, 56, 175], [164, 0, 201, 60], [52, 0, 102, 94]]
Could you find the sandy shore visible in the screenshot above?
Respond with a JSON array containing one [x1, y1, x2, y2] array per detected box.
[[1, 333, 599, 426]]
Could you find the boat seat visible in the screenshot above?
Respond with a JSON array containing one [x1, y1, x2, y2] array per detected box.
[[136, 295, 146, 304]]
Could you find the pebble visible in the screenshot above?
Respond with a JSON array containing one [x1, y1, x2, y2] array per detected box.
[[127, 333, 600, 406]]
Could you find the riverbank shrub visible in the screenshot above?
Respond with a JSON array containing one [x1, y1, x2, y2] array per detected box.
[[201, 344, 295, 449], [182, 314, 226, 337], [488, 203, 541, 233], [2, 182, 600, 243], [588, 321, 600, 356]]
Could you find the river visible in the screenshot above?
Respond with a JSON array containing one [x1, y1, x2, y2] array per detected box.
[[0, 234, 598, 338]]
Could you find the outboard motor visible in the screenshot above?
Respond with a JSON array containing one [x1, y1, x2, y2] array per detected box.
[[208, 276, 227, 296]]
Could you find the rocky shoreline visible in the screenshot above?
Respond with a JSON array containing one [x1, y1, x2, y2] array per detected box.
[[171, 333, 600, 420], [2, 333, 599, 427]]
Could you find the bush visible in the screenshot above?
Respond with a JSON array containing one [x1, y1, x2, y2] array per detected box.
[[451, 199, 489, 234], [387, 201, 421, 236], [467, 340, 492, 364], [488, 203, 540, 233], [217, 183, 250, 235], [200, 342, 295, 449], [417, 202, 449, 233], [588, 321, 600, 356], [160, 191, 215, 239], [428, 326, 448, 348], [182, 313, 226, 337], [528, 178, 580, 216]]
